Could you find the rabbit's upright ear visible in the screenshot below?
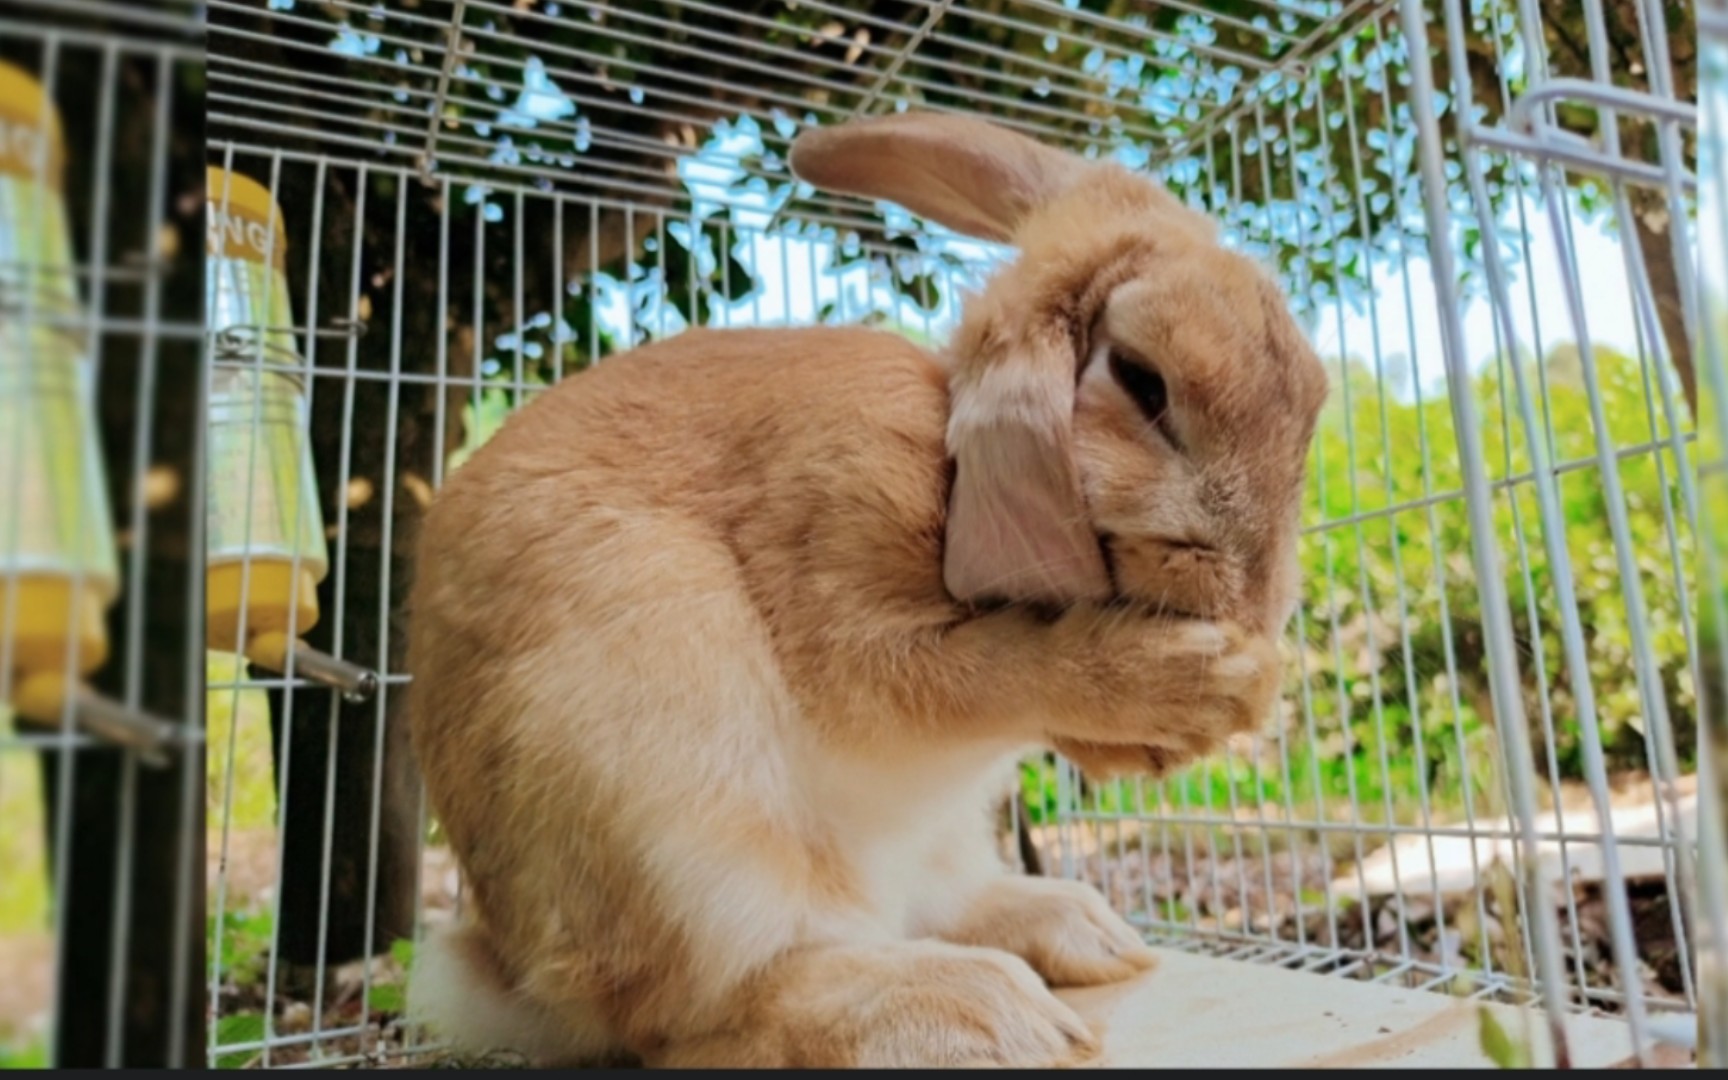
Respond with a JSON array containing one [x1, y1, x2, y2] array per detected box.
[[792, 112, 1110, 606], [788, 112, 1082, 243]]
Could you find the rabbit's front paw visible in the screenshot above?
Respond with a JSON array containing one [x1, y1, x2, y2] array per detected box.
[[1160, 618, 1283, 733], [1072, 615, 1283, 756], [943, 876, 1156, 989]]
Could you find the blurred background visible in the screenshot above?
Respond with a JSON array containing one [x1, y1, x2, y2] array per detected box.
[[0, 0, 204, 1068]]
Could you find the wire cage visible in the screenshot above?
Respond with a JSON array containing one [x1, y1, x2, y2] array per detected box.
[[0, 0, 207, 1069], [201, 0, 1721, 1069]]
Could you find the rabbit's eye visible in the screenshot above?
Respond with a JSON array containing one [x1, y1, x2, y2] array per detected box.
[[1109, 350, 1169, 425]]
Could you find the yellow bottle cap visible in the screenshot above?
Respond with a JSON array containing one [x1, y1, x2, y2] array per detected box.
[[206, 560, 322, 654], [0, 576, 110, 679], [207, 166, 289, 270], [0, 60, 66, 190]]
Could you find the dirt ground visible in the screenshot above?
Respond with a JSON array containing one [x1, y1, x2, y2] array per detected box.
[[205, 830, 464, 1068]]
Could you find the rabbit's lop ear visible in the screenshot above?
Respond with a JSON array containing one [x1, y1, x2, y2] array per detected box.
[[788, 111, 1082, 243], [942, 356, 1111, 605], [793, 112, 1110, 607]]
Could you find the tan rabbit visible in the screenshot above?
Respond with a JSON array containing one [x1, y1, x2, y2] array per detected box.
[[405, 111, 1329, 1068]]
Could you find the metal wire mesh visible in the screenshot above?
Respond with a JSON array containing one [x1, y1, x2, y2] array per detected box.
[[0, 0, 206, 1068], [206, 0, 1381, 230], [200, 0, 1715, 1068]]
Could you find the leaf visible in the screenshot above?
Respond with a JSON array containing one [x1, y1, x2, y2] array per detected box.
[[369, 982, 407, 1015], [1477, 1005, 1532, 1069], [721, 249, 757, 301], [391, 936, 417, 969], [214, 1012, 267, 1069], [901, 272, 942, 312]]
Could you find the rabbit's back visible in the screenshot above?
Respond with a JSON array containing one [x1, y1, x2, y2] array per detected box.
[[440, 324, 951, 517], [412, 325, 960, 721]]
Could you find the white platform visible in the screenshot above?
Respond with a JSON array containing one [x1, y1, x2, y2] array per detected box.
[[1056, 948, 1655, 1068], [1337, 781, 1698, 899]]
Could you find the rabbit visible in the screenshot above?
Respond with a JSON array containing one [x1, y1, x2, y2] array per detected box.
[[404, 110, 1330, 1069]]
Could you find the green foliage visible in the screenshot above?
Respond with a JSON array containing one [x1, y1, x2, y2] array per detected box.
[[205, 651, 276, 832], [365, 937, 418, 1017], [1301, 344, 1694, 788], [0, 725, 47, 937], [1019, 757, 1061, 825], [447, 388, 523, 474], [367, 983, 406, 1016], [209, 907, 274, 993], [0, 1035, 47, 1070]]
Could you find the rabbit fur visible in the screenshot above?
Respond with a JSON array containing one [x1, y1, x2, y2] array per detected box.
[[405, 111, 1329, 1068]]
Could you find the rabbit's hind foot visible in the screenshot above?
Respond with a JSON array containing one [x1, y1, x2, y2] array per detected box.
[[649, 939, 1099, 1068]]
